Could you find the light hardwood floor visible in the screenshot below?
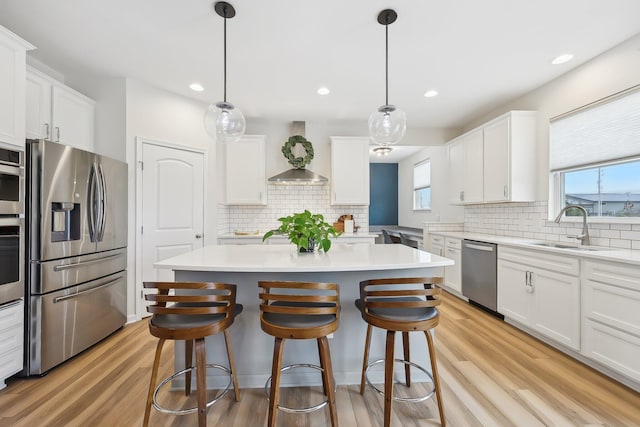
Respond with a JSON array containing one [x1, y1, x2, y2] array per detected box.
[[1, 292, 639, 426]]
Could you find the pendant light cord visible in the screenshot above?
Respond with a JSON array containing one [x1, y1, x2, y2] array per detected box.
[[223, 10, 227, 103], [385, 20, 389, 107]]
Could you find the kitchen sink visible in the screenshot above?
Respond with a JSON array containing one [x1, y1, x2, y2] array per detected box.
[[527, 242, 610, 251]]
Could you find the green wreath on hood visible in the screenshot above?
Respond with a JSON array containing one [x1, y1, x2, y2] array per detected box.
[[282, 135, 314, 169]]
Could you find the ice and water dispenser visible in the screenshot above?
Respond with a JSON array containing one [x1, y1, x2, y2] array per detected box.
[[50, 202, 80, 242]]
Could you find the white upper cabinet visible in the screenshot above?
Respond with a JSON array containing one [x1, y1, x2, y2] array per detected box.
[[448, 111, 537, 205], [0, 26, 34, 149], [330, 136, 370, 205], [225, 135, 266, 205], [26, 67, 95, 151], [448, 128, 483, 204], [483, 111, 537, 203]]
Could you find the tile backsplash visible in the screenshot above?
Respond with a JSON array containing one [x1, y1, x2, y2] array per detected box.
[[218, 184, 369, 235], [464, 201, 640, 250]]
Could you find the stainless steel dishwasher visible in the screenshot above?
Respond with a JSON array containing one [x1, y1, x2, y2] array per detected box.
[[461, 239, 499, 314]]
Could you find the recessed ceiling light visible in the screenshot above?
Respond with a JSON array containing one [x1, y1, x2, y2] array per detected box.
[[373, 146, 393, 156], [189, 83, 204, 92], [424, 90, 438, 98], [551, 54, 574, 65], [317, 86, 330, 95]]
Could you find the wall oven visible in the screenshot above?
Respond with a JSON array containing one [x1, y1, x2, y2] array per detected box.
[[0, 145, 24, 306], [0, 146, 24, 215]]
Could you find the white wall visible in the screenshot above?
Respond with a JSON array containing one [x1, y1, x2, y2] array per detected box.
[[397, 145, 464, 228]]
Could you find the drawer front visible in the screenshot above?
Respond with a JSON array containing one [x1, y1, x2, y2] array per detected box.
[[583, 260, 640, 291], [0, 299, 23, 329], [0, 346, 23, 380], [445, 237, 461, 249], [498, 247, 579, 276], [583, 279, 640, 337], [583, 319, 640, 382], [430, 235, 444, 245]]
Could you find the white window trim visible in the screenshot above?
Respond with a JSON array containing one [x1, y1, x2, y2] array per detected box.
[[413, 158, 431, 211]]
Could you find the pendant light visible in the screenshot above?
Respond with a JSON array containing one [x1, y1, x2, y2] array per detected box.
[[368, 9, 406, 145], [204, 1, 246, 143]]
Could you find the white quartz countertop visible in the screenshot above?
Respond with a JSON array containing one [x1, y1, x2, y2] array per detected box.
[[218, 232, 379, 240], [155, 243, 453, 272], [429, 231, 640, 265]]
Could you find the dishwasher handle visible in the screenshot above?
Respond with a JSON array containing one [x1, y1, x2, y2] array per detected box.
[[463, 242, 495, 252]]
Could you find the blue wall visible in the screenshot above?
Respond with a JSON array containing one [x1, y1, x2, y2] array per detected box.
[[369, 163, 398, 226]]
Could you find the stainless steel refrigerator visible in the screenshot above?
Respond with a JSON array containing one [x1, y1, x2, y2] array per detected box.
[[24, 139, 127, 375]]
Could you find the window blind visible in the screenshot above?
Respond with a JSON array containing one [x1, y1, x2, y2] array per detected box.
[[413, 160, 430, 189], [550, 86, 640, 171]]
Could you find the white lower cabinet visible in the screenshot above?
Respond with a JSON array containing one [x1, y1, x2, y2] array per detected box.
[[582, 260, 640, 383], [498, 247, 580, 350], [0, 299, 24, 389], [429, 235, 445, 280], [443, 237, 461, 293]]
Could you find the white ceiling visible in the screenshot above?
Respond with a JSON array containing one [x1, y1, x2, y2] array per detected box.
[[1, 0, 640, 130]]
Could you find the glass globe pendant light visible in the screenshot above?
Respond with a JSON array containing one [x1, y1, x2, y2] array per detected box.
[[368, 9, 406, 145], [204, 1, 245, 143]]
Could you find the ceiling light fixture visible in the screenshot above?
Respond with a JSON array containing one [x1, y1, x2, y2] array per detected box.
[[317, 86, 330, 95], [368, 9, 406, 146], [203, 1, 245, 143], [373, 146, 393, 156], [424, 90, 438, 98], [190, 83, 204, 92], [551, 53, 574, 65]]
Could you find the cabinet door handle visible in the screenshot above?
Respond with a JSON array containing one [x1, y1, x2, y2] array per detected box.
[[44, 123, 50, 139], [55, 126, 61, 142], [195, 233, 203, 239], [503, 185, 508, 198]]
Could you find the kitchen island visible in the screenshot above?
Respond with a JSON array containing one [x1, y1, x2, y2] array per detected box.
[[154, 243, 453, 388]]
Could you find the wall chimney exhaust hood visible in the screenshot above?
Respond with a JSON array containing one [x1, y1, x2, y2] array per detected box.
[[268, 121, 328, 185]]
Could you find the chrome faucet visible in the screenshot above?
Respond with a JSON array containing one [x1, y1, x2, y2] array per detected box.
[[554, 205, 590, 246]]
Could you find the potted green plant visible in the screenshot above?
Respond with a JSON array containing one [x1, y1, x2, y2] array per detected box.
[[262, 210, 341, 253]]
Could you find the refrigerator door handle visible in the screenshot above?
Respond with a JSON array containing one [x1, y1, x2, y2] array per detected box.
[[52, 276, 122, 303], [52, 253, 124, 272], [88, 163, 98, 242], [97, 163, 107, 241]]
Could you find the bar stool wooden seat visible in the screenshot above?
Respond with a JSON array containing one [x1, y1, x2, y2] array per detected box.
[[143, 281, 242, 427], [259, 280, 340, 427], [355, 277, 446, 427]]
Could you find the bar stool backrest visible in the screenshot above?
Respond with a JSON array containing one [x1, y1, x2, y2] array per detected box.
[[398, 232, 411, 246], [143, 281, 237, 338], [381, 229, 394, 244], [258, 281, 340, 339], [359, 277, 443, 330]]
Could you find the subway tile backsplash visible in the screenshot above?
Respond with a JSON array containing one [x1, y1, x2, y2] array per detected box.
[[218, 184, 368, 235], [464, 201, 640, 249]]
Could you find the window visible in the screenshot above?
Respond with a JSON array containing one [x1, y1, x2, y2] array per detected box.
[[550, 86, 640, 219], [413, 159, 431, 210]]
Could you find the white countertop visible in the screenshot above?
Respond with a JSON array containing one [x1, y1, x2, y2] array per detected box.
[[155, 243, 453, 272], [429, 231, 640, 265], [218, 232, 379, 240]]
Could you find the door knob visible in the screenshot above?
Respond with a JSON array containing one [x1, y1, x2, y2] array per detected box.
[[195, 233, 203, 239]]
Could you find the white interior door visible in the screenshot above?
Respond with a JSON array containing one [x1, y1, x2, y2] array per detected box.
[[139, 141, 205, 315]]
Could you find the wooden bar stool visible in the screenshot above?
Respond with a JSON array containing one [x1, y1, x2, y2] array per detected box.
[[355, 277, 446, 427], [143, 282, 242, 427], [259, 280, 340, 427]]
